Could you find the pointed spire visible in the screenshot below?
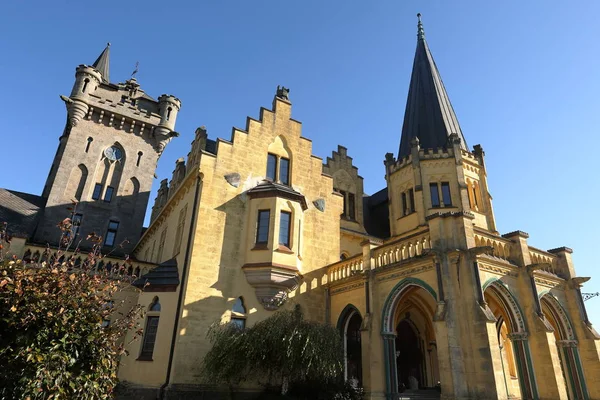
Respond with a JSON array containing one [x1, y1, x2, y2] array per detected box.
[[92, 43, 110, 83], [398, 14, 467, 158]]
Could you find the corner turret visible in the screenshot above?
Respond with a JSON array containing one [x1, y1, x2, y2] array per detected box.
[[155, 94, 182, 153]]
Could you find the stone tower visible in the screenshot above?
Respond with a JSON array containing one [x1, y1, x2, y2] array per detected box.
[[34, 43, 181, 255]]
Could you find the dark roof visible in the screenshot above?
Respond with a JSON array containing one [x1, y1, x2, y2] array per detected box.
[[363, 188, 390, 239], [92, 43, 110, 83], [398, 15, 467, 159], [133, 258, 179, 291], [247, 180, 308, 210], [0, 189, 45, 238]]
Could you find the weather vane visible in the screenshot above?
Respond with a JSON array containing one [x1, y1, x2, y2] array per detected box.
[[131, 61, 139, 79]]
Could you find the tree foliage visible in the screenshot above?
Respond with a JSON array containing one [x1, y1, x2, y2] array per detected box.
[[201, 306, 363, 399], [0, 219, 144, 399]]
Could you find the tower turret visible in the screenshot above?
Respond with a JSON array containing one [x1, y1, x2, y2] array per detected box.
[[155, 94, 181, 152], [36, 43, 180, 255]]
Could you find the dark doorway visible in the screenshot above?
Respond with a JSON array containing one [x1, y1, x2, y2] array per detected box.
[[396, 319, 423, 390], [345, 312, 363, 386]]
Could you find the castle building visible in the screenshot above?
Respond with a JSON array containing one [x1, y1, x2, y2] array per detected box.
[[2, 15, 600, 400]]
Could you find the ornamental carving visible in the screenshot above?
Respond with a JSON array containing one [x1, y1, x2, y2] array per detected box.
[[330, 281, 365, 295], [377, 264, 433, 283]]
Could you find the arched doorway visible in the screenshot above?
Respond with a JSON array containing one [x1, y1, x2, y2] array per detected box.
[[338, 305, 363, 386], [381, 278, 439, 397], [396, 318, 424, 390], [483, 280, 538, 400], [541, 293, 589, 400]]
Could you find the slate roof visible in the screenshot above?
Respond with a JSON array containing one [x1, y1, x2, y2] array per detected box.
[[247, 180, 308, 210], [0, 188, 45, 238], [92, 43, 110, 83], [363, 188, 390, 239], [398, 14, 467, 159], [133, 258, 179, 291]]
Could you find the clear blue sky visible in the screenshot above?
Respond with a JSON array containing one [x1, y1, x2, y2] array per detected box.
[[1, 1, 600, 323]]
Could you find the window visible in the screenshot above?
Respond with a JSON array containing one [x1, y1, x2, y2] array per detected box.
[[92, 183, 103, 200], [256, 210, 270, 245], [339, 190, 347, 216], [103, 186, 114, 202], [140, 297, 161, 360], [82, 78, 89, 93], [430, 183, 440, 208], [401, 192, 407, 216], [166, 107, 172, 121], [441, 182, 452, 206], [104, 221, 119, 247], [266, 153, 290, 185], [173, 205, 187, 257], [157, 228, 167, 263], [279, 158, 290, 185], [231, 297, 246, 329], [71, 213, 83, 238], [136, 151, 143, 167], [279, 211, 291, 248], [408, 189, 415, 213], [266, 153, 277, 181], [348, 193, 355, 220]]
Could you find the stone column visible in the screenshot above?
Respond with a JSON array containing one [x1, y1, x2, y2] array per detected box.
[[557, 340, 589, 400], [509, 333, 538, 400]]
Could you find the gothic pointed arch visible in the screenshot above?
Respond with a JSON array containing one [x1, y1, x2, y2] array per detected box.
[[381, 277, 437, 335], [483, 278, 538, 399]]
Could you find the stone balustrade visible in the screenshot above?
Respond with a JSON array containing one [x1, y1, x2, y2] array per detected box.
[[328, 255, 363, 283]]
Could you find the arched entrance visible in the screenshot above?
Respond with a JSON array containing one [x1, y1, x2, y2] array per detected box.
[[541, 293, 589, 400], [483, 279, 538, 400], [337, 305, 363, 386], [381, 278, 439, 397]]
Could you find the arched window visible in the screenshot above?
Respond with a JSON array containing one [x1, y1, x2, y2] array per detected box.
[[136, 151, 143, 167], [166, 107, 172, 121], [140, 297, 161, 360], [134, 266, 141, 277], [23, 249, 32, 262], [338, 307, 363, 386], [231, 297, 247, 329], [82, 78, 89, 93]]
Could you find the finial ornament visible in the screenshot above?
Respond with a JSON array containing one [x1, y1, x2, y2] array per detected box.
[[107, 42, 111, 47], [417, 13, 425, 40]]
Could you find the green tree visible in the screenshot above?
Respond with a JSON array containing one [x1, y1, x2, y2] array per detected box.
[[0, 219, 144, 399], [202, 305, 363, 399]]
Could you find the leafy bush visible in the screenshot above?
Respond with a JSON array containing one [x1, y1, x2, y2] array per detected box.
[[0, 219, 144, 399], [202, 305, 363, 399]]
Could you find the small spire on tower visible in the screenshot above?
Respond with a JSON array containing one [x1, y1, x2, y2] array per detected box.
[[417, 13, 425, 40], [92, 42, 111, 83]]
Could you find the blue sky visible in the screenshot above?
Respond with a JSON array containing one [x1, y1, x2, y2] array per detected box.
[[1, 1, 600, 323]]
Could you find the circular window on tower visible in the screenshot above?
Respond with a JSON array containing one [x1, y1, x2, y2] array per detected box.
[[104, 146, 123, 161]]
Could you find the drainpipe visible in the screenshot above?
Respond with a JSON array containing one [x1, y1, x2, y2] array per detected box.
[[159, 174, 202, 399]]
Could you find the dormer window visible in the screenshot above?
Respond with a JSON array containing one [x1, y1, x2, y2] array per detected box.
[[265, 153, 290, 186]]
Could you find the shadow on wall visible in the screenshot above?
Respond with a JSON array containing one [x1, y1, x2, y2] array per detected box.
[[167, 191, 331, 391]]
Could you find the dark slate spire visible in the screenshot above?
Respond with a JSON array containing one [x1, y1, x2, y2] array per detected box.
[[398, 14, 467, 158], [92, 43, 110, 83]]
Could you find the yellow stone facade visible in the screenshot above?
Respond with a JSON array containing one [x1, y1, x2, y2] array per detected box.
[[115, 86, 600, 399], [4, 20, 600, 400]]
